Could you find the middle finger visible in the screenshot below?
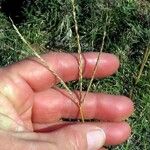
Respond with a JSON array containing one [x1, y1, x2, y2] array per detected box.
[[32, 88, 134, 124]]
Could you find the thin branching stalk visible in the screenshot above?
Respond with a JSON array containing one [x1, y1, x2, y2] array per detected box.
[[71, 0, 83, 101], [81, 15, 108, 103], [79, 105, 85, 123], [130, 45, 150, 98], [71, 0, 85, 122], [81, 31, 107, 103], [9, 17, 79, 107], [135, 46, 150, 84], [79, 29, 107, 121]]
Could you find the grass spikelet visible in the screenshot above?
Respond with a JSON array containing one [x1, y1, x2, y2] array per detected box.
[[71, 0, 83, 102], [9, 17, 79, 107]]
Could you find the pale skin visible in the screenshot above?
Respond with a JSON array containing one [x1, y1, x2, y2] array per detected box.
[[0, 52, 134, 150]]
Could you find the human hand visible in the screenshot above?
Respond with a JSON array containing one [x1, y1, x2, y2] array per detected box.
[[0, 52, 134, 150]]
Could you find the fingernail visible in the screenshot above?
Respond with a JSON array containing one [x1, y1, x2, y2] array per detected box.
[[87, 128, 106, 150]]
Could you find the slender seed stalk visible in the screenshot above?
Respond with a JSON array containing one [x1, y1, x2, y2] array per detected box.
[[135, 46, 150, 85], [130, 45, 150, 98], [71, 0, 83, 102], [10, 17, 79, 107], [71, 0, 85, 122], [81, 14, 108, 103], [79, 105, 85, 123], [81, 31, 106, 103]]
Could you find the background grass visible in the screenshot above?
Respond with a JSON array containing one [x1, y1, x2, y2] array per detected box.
[[0, 0, 150, 149]]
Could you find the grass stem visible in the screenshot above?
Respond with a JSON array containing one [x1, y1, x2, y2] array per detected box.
[[135, 46, 150, 85], [81, 14, 108, 103], [79, 105, 85, 123], [130, 45, 150, 98], [71, 0, 83, 102], [9, 17, 79, 107]]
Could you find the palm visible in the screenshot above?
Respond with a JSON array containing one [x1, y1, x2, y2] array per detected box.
[[0, 69, 34, 131]]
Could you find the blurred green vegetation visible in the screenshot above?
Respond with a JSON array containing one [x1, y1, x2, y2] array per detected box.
[[0, 0, 150, 149]]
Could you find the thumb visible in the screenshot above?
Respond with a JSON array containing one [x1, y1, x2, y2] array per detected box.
[[47, 124, 106, 150]]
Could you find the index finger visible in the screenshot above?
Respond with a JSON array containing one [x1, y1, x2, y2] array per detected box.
[[5, 52, 119, 91]]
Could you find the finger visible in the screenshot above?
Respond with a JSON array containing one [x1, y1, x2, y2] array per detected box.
[[32, 88, 134, 123], [12, 124, 106, 150], [33, 122, 131, 146], [99, 122, 131, 146], [5, 52, 119, 91], [1, 127, 107, 150], [46, 124, 106, 150]]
